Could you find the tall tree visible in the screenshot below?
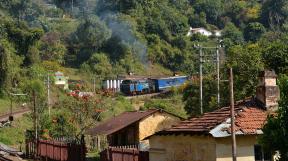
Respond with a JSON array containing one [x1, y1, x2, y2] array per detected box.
[[262, 41, 288, 74], [0, 39, 23, 94], [222, 22, 244, 46], [261, 0, 288, 30], [226, 43, 264, 100], [244, 22, 266, 42]]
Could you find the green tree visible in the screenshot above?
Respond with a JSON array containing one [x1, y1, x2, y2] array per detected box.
[[226, 43, 264, 100], [81, 53, 113, 78], [4, 20, 44, 64], [0, 39, 23, 94], [244, 22, 266, 42], [39, 32, 67, 64], [193, 0, 223, 25], [222, 22, 244, 46], [69, 16, 112, 65], [39, 109, 77, 138], [224, 1, 246, 27], [189, 12, 207, 28], [71, 16, 111, 50], [262, 41, 288, 74], [182, 78, 218, 117], [27, 46, 40, 64], [261, 0, 288, 30]]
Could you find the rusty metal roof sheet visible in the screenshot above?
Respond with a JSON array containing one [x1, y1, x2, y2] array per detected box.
[[87, 109, 179, 135]]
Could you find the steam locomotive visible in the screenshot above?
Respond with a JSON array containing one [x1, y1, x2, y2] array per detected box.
[[120, 76, 188, 95]]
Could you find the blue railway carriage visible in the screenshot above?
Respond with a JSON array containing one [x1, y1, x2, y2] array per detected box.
[[120, 79, 155, 95], [152, 76, 188, 92]]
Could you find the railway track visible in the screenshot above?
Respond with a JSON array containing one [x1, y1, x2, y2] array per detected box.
[[0, 108, 31, 121], [125, 92, 162, 99], [124, 90, 171, 99]]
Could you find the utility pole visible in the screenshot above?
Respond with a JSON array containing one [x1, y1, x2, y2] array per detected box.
[[71, 0, 74, 13], [199, 46, 203, 114], [47, 74, 51, 117], [229, 68, 237, 161], [195, 43, 224, 114], [216, 46, 220, 106], [32, 91, 38, 159]]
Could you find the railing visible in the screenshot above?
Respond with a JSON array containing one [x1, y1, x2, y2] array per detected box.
[[100, 146, 149, 161], [25, 137, 86, 161], [109, 144, 139, 149]]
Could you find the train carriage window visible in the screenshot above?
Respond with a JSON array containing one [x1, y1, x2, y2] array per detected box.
[[122, 80, 132, 84]]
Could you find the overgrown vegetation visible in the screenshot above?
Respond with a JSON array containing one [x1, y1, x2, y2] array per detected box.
[[0, 114, 33, 146], [0, 0, 288, 112]]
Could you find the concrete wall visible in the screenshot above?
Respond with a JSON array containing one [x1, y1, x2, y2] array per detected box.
[[216, 135, 257, 161], [149, 135, 217, 161], [138, 112, 181, 141], [149, 135, 260, 161]]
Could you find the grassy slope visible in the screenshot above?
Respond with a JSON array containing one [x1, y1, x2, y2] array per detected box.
[[0, 98, 29, 115], [0, 114, 33, 147], [0, 99, 10, 115]]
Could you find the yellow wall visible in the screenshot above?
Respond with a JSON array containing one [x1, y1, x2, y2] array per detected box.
[[138, 112, 181, 141], [149, 135, 216, 161], [149, 135, 260, 161], [216, 135, 257, 161]]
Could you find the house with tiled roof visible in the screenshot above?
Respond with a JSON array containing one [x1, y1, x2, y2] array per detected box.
[[148, 70, 279, 161]]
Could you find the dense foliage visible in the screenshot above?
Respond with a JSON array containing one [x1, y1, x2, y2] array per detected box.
[[1, 0, 287, 91], [0, 0, 288, 147]]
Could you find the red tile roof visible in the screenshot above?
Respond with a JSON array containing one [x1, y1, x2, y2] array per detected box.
[[157, 98, 268, 136], [234, 107, 267, 134]]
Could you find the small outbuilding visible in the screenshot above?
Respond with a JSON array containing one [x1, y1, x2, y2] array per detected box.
[[87, 109, 182, 150]]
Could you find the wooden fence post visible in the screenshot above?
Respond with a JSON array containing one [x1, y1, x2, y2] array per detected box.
[[109, 147, 113, 161], [121, 148, 124, 161], [106, 148, 109, 161], [133, 149, 135, 161]]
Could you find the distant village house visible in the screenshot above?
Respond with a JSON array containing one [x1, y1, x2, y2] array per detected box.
[[148, 70, 279, 161], [54, 71, 69, 90], [187, 27, 222, 37]]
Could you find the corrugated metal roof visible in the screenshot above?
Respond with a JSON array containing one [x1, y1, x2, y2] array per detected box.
[[86, 109, 180, 136]]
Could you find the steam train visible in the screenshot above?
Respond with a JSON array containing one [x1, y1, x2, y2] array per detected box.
[[120, 76, 188, 95]]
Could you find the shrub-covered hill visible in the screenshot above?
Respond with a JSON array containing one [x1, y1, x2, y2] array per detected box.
[[0, 0, 287, 113]]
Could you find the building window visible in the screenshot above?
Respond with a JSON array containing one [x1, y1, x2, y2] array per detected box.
[[254, 145, 271, 161]]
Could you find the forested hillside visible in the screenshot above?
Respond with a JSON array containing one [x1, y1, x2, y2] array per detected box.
[[0, 0, 288, 114]]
